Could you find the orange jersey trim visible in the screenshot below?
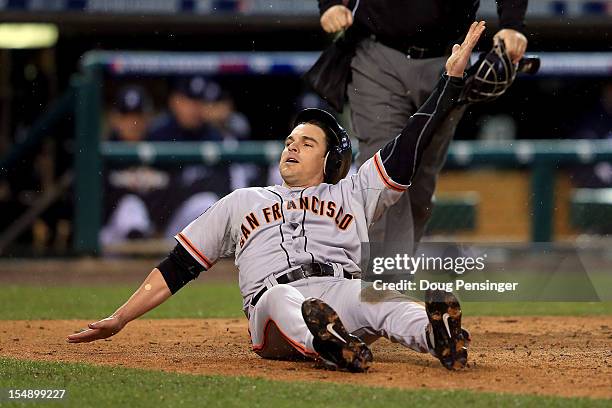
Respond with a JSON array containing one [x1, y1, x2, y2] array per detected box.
[[251, 318, 317, 358], [176, 232, 213, 269], [373, 153, 407, 192]]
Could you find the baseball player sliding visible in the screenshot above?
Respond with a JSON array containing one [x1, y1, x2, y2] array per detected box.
[[68, 21, 487, 372]]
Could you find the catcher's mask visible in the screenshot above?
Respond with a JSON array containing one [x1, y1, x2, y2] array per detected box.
[[460, 40, 540, 104], [293, 108, 352, 184]]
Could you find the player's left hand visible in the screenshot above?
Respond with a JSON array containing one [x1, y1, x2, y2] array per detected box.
[[445, 21, 486, 78], [493, 28, 528, 64]]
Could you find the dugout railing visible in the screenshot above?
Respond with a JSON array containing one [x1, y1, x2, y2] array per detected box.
[[35, 51, 612, 253]]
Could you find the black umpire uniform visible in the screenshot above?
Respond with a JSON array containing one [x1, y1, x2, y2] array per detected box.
[[309, 0, 528, 252]]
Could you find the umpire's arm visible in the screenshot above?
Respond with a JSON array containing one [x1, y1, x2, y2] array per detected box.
[[377, 21, 485, 187], [494, 0, 528, 63]]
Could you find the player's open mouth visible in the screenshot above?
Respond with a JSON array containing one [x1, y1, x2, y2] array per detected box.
[[285, 158, 299, 163]]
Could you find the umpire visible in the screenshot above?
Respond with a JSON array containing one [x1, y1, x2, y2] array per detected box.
[[307, 0, 528, 251]]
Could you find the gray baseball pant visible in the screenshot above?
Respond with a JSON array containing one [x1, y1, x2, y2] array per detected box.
[[347, 38, 467, 251], [248, 278, 429, 359]]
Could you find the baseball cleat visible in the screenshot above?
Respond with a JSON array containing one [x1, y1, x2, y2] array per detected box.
[[301, 298, 373, 373], [425, 289, 470, 370]]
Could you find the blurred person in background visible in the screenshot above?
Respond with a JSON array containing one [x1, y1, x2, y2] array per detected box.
[[200, 80, 251, 142], [309, 0, 528, 252], [102, 81, 231, 245], [145, 76, 231, 238], [107, 85, 152, 142], [570, 81, 612, 188], [197, 80, 263, 189], [147, 76, 223, 142], [101, 86, 165, 245]]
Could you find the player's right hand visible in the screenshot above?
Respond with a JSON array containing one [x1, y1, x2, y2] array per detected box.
[[320, 5, 353, 33], [445, 21, 486, 78], [66, 316, 125, 343]]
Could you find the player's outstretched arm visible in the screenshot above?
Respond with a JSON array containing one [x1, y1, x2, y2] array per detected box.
[[377, 21, 485, 186], [66, 268, 172, 343], [67, 243, 206, 343]]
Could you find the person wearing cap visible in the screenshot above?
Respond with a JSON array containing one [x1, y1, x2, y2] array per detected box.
[[107, 85, 152, 142], [102, 81, 230, 245], [197, 80, 262, 190], [102, 86, 161, 244], [146, 76, 231, 236], [200, 82, 251, 142], [147, 76, 223, 142]]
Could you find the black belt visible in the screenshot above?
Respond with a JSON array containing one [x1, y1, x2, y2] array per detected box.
[[372, 35, 447, 59], [250, 263, 350, 307]]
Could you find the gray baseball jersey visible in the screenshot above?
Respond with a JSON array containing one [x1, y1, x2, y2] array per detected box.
[[170, 73, 464, 363], [175, 151, 407, 310]]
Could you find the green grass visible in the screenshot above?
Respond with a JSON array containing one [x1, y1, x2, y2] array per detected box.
[[0, 284, 610, 320], [0, 284, 244, 320], [0, 358, 608, 407]]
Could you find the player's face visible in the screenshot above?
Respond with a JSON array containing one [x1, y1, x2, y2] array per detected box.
[[279, 123, 327, 187]]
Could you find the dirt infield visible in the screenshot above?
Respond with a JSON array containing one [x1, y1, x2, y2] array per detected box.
[[1, 316, 611, 399]]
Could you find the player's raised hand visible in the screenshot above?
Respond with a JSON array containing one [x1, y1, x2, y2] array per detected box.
[[66, 316, 125, 343], [445, 21, 486, 78], [493, 28, 528, 64], [320, 5, 353, 33]]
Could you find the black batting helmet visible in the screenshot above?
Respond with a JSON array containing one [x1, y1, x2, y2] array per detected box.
[[293, 108, 352, 184]]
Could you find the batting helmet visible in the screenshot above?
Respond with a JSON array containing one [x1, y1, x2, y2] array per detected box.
[[293, 108, 352, 184], [460, 40, 540, 104]]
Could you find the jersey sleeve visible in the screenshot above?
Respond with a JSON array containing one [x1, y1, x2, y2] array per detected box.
[[497, 0, 528, 31], [340, 151, 408, 226], [174, 191, 237, 270]]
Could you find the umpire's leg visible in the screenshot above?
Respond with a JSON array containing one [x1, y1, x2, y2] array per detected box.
[[348, 38, 448, 251], [408, 105, 467, 243]]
